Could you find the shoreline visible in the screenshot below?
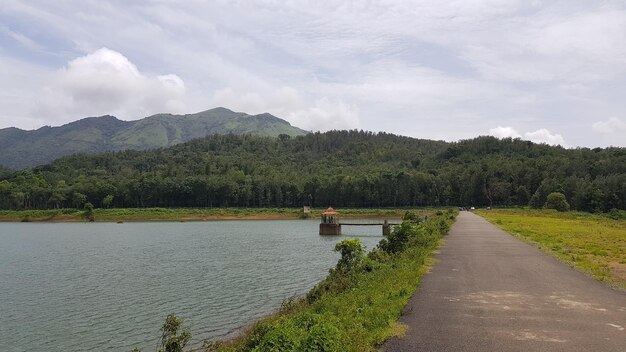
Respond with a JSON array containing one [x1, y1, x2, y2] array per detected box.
[[0, 207, 412, 223]]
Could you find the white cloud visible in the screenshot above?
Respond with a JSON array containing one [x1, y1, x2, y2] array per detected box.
[[33, 48, 186, 123], [209, 87, 359, 131], [288, 98, 359, 131], [489, 126, 521, 139], [523, 129, 567, 147], [5, 29, 43, 51], [1, 1, 626, 147], [592, 117, 626, 134], [489, 126, 567, 147]]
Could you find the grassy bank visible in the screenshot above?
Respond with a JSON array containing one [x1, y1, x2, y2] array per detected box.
[[131, 210, 457, 352], [0, 207, 421, 222], [476, 208, 626, 289], [210, 210, 455, 351]]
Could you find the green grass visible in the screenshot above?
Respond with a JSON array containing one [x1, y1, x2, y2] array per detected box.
[[0, 207, 433, 222], [476, 208, 626, 289], [210, 210, 457, 352]]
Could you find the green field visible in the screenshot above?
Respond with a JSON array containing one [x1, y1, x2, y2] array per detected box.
[[0, 207, 430, 222], [476, 209, 626, 289]]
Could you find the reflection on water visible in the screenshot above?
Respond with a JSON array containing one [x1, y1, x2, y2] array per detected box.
[[0, 220, 384, 352]]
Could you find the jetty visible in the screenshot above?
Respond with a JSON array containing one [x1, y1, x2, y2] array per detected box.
[[319, 207, 400, 236]]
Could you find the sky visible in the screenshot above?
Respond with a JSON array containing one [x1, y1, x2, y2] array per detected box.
[[1, 0, 625, 148]]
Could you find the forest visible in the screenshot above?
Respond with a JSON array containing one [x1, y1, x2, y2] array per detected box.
[[0, 130, 624, 212]]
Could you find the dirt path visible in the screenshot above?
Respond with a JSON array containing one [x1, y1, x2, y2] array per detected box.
[[383, 211, 626, 352]]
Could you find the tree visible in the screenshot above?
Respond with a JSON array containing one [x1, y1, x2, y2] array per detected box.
[[159, 313, 191, 352], [334, 239, 364, 272], [48, 191, 66, 209], [102, 194, 114, 208], [83, 202, 95, 222], [72, 192, 87, 208], [545, 192, 570, 212], [516, 185, 530, 205], [0, 131, 623, 213], [529, 191, 543, 209]]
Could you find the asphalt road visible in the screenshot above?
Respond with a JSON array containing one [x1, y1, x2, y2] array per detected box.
[[382, 211, 626, 352]]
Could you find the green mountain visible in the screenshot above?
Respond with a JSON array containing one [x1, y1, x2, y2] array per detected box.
[[0, 107, 308, 169]]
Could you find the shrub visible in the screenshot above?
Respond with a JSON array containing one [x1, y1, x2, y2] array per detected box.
[[251, 322, 299, 352], [307, 239, 365, 303], [529, 191, 544, 209], [378, 222, 416, 254], [607, 208, 626, 220], [159, 314, 191, 352], [301, 320, 344, 352], [243, 321, 274, 351], [544, 192, 570, 212], [83, 202, 95, 222], [131, 314, 192, 352], [402, 211, 418, 222], [334, 238, 364, 272]]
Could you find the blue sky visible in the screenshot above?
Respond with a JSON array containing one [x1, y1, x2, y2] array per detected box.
[[1, 0, 625, 147]]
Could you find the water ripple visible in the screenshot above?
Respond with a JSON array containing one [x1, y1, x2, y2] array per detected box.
[[0, 220, 383, 352]]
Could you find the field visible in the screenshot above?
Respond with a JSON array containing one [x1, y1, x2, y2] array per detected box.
[[0, 207, 428, 222], [476, 209, 626, 289]]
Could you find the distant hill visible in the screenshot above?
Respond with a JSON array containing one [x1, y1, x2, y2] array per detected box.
[[0, 107, 308, 169], [0, 132, 623, 212]]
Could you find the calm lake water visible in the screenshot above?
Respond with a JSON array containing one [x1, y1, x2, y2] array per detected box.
[[0, 220, 385, 352]]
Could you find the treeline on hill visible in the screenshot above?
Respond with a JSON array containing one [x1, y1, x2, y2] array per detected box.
[[0, 131, 624, 212]]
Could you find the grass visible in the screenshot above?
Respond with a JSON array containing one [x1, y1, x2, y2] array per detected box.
[[476, 208, 626, 289], [0, 207, 433, 222], [208, 210, 457, 352]]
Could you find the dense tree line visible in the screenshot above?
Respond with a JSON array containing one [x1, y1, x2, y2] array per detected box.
[[0, 131, 624, 212]]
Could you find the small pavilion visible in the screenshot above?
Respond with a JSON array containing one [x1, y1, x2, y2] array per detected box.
[[319, 207, 341, 235]]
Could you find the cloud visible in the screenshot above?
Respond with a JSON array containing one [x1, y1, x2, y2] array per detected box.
[[5, 29, 43, 51], [288, 98, 359, 131], [523, 129, 566, 147], [209, 87, 359, 131], [489, 126, 521, 139], [489, 126, 567, 147], [33, 48, 186, 123], [1, 1, 626, 147], [592, 117, 626, 134]]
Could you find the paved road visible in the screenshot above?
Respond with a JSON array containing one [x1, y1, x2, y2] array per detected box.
[[383, 211, 625, 352]]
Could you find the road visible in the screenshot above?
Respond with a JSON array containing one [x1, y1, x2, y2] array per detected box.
[[382, 211, 626, 352]]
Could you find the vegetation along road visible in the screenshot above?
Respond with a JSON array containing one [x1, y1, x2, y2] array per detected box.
[[383, 211, 625, 352]]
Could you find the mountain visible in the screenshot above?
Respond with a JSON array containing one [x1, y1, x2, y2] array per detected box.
[[0, 108, 308, 169]]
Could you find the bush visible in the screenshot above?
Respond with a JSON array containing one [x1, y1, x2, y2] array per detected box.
[[529, 191, 544, 209], [402, 211, 418, 222], [333, 239, 364, 272], [133, 314, 192, 352], [544, 192, 570, 212], [378, 222, 415, 254], [243, 321, 275, 351], [159, 314, 191, 352], [307, 239, 365, 303], [83, 202, 95, 222], [252, 322, 299, 352], [607, 208, 626, 220], [301, 320, 343, 352]]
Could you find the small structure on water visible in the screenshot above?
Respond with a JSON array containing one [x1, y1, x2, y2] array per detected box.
[[319, 207, 399, 236], [319, 207, 341, 235]]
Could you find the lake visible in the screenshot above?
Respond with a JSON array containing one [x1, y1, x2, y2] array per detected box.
[[0, 220, 386, 352]]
